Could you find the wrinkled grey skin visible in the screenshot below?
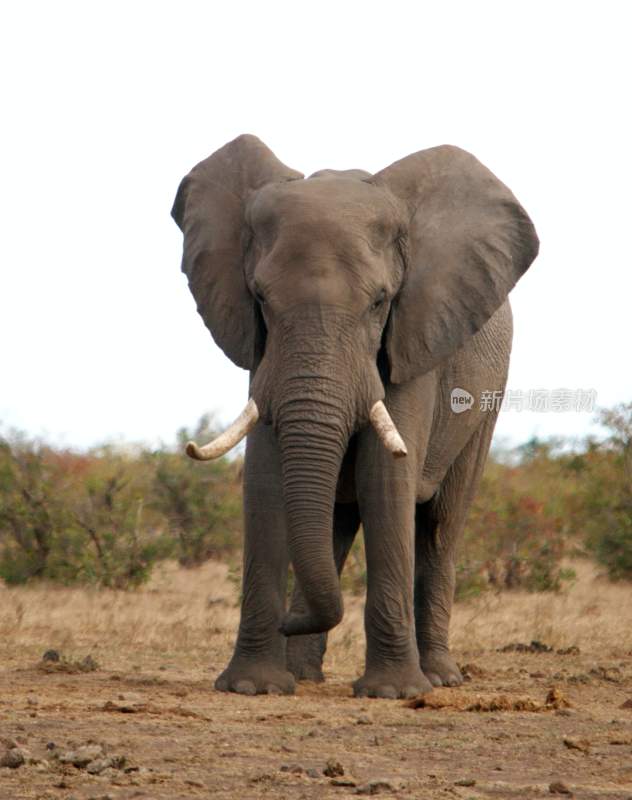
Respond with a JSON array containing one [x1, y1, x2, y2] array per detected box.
[[172, 135, 539, 698]]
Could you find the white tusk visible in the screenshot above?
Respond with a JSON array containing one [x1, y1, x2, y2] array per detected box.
[[186, 399, 259, 461], [369, 401, 408, 458]]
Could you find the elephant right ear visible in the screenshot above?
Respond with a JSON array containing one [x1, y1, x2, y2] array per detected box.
[[172, 135, 303, 369], [374, 145, 539, 384]]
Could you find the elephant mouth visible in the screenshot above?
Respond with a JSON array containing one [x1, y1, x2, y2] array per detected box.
[[185, 398, 407, 461]]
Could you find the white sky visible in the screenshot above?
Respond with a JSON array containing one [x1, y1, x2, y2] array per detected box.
[[1, 1, 630, 449]]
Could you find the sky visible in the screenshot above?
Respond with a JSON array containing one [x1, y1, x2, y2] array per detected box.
[[1, 1, 630, 450]]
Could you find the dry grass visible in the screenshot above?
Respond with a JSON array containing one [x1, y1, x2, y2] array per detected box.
[[1, 557, 630, 678], [2, 560, 632, 800], [450, 559, 632, 657]]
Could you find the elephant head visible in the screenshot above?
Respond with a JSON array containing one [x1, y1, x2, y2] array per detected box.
[[172, 134, 538, 635]]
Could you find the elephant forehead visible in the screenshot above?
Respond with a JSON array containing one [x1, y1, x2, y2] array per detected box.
[[247, 178, 403, 235], [255, 233, 390, 308]]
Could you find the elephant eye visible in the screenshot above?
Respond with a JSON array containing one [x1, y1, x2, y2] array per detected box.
[[371, 290, 386, 311]]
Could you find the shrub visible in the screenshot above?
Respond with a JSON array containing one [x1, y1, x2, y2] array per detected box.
[[581, 403, 632, 580], [457, 439, 580, 597], [147, 416, 242, 567], [0, 418, 244, 587], [0, 435, 75, 584], [2, 403, 631, 591]]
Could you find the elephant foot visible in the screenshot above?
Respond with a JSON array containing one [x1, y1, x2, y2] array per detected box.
[[353, 663, 433, 699], [215, 658, 296, 696], [286, 634, 326, 683], [419, 649, 463, 687], [287, 661, 325, 683]]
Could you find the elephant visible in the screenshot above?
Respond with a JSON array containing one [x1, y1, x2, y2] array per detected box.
[[171, 135, 539, 698]]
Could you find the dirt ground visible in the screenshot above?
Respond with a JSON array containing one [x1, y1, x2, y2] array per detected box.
[[1, 560, 631, 800]]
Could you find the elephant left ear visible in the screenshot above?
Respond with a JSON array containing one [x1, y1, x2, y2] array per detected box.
[[373, 145, 539, 384]]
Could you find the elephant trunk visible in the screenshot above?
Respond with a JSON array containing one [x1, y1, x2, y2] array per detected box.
[[276, 394, 350, 637]]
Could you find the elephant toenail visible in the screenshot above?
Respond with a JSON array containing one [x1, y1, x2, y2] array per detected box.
[[402, 685, 421, 699], [265, 684, 282, 695], [377, 685, 398, 699], [234, 679, 257, 695]]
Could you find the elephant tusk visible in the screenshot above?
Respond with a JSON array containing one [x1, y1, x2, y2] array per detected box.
[[186, 399, 259, 460], [369, 401, 408, 458]]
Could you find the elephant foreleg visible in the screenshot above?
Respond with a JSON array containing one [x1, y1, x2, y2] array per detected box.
[[215, 424, 295, 695], [286, 502, 360, 681], [414, 415, 497, 686], [355, 420, 433, 699]]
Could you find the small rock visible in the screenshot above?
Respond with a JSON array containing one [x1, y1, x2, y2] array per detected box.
[[86, 758, 108, 775], [250, 772, 275, 784], [498, 640, 553, 653], [46, 742, 56, 750], [455, 778, 476, 787], [59, 744, 104, 767], [563, 736, 590, 754], [26, 694, 39, 706], [103, 696, 146, 713], [0, 748, 25, 769], [306, 768, 320, 779], [589, 665, 622, 683], [332, 777, 358, 787], [323, 759, 344, 778], [280, 763, 304, 774], [1, 738, 18, 749], [545, 687, 572, 709], [549, 780, 572, 795], [81, 655, 98, 671], [86, 758, 115, 775], [355, 779, 403, 795], [460, 662, 485, 679], [42, 649, 60, 662], [356, 715, 372, 725], [619, 698, 632, 710]]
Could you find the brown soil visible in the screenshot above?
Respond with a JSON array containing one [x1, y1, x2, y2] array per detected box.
[[1, 561, 631, 800]]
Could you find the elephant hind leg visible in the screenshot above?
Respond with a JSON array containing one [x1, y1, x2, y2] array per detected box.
[[286, 502, 360, 682], [414, 414, 497, 687]]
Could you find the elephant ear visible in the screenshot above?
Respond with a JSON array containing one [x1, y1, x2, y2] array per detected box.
[[172, 134, 303, 369], [373, 145, 539, 383]]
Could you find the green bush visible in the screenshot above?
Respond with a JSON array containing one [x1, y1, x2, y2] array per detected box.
[[581, 403, 632, 580], [0, 419, 242, 587], [148, 416, 242, 567], [0, 435, 75, 584], [2, 403, 632, 591], [458, 444, 577, 597]]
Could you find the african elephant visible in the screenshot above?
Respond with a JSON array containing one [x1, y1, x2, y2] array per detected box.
[[171, 135, 538, 698]]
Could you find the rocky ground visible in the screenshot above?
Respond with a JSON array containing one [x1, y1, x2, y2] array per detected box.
[[1, 561, 631, 800]]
